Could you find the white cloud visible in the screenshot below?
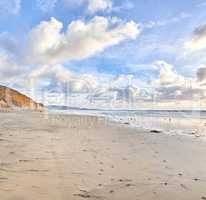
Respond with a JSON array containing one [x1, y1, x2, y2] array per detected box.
[[16, 64, 140, 105], [24, 17, 140, 65], [84, 0, 134, 14], [153, 60, 185, 86], [36, 0, 58, 12], [111, 75, 133, 89], [88, 74, 140, 103], [30, 65, 73, 83], [0, 0, 21, 15], [27, 65, 98, 94], [151, 61, 206, 101], [63, 0, 112, 14], [1, 55, 206, 108], [185, 24, 206, 51], [0, 15, 140, 105], [19, 61, 206, 106], [86, 0, 112, 13]]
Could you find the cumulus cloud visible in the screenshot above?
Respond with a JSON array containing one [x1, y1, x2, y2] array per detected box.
[[153, 60, 185, 86], [55, 0, 112, 15], [152, 61, 206, 101], [24, 17, 140, 65], [86, 0, 112, 13], [88, 75, 140, 103], [0, 0, 21, 15], [16, 61, 206, 106], [1, 55, 206, 107], [27, 65, 98, 94], [185, 24, 206, 51], [29, 65, 140, 101], [30, 65, 73, 84], [63, 0, 112, 14], [36, 0, 58, 12], [1, 10, 205, 108], [0, 15, 141, 106], [16, 64, 140, 105]]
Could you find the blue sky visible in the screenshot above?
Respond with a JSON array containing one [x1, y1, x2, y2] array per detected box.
[[1, 0, 206, 109]]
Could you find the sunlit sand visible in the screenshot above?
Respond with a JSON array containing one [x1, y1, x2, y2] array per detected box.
[[0, 111, 206, 200]]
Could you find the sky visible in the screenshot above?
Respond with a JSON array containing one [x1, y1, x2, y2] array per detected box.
[[1, 0, 206, 109]]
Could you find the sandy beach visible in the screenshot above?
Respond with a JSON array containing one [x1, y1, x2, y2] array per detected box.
[[0, 111, 206, 200]]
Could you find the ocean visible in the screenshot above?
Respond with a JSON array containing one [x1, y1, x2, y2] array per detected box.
[[48, 106, 206, 137]]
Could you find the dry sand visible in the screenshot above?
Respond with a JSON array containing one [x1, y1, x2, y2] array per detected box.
[[0, 110, 206, 200]]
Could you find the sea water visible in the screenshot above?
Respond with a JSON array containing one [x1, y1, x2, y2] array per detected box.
[[49, 107, 206, 137]]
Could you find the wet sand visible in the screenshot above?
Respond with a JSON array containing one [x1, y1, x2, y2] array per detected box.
[[0, 111, 206, 200]]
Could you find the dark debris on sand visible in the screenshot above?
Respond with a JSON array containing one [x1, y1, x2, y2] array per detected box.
[[150, 130, 162, 134]]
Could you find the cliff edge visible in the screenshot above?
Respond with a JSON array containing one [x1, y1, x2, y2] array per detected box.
[[0, 85, 44, 110]]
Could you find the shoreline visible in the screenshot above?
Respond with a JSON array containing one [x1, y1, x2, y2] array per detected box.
[[0, 111, 206, 199], [48, 109, 206, 140], [48, 108, 206, 138]]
